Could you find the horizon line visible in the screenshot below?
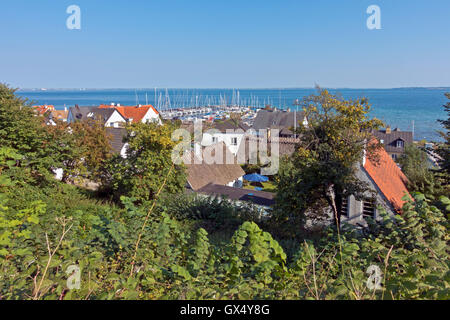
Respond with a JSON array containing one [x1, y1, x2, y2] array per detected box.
[[17, 86, 450, 91]]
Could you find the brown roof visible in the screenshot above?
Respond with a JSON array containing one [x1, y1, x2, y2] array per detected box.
[[183, 142, 245, 191], [363, 139, 412, 213], [252, 109, 306, 131], [210, 118, 250, 133], [373, 129, 413, 153], [105, 128, 127, 154], [197, 183, 275, 207], [236, 136, 300, 163]]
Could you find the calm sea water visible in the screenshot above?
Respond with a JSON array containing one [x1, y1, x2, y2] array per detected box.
[[17, 88, 449, 142]]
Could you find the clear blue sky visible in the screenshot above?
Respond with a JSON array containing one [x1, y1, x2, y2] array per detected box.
[[1, 0, 449, 88]]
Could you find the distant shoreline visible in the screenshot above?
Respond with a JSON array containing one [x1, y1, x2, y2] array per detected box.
[[17, 87, 450, 92]]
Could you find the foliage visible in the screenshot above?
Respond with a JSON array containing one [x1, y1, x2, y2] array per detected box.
[[161, 193, 261, 233], [0, 88, 448, 300], [100, 122, 186, 203], [435, 93, 450, 196], [47, 119, 111, 181], [0, 84, 58, 183], [398, 144, 440, 195], [274, 88, 384, 229], [1, 156, 448, 300]]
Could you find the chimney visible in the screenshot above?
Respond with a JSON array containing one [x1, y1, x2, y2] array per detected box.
[[386, 126, 391, 134]]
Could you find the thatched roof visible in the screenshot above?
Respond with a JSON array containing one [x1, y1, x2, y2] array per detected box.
[[252, 109, 306, 131], [183, 142, 245, 191], [236, 136, 300, 163], [106, 128, 127, 154]]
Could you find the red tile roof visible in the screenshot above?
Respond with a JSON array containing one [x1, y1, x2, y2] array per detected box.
[[99, 104, 159, 123], [363, 140, 412, 213], [32, 105, 55, 115]]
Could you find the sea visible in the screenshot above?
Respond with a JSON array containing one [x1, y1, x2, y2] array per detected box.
[[16, 87, 449, 142]]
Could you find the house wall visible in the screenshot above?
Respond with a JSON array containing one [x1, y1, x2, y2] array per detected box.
[[105, 111, 127, 127], [141, 108, 161, 124], [201, 132, 245, 156], [341, 165, 396, 226]]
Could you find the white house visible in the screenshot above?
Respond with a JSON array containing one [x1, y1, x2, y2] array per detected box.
[[201, 119, 250, 156]]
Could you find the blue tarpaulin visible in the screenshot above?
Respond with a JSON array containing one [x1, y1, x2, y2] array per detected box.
[[243, 173, 269, 183]]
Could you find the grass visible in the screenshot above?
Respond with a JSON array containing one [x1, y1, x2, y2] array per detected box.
[[243, 181, 277, 193]]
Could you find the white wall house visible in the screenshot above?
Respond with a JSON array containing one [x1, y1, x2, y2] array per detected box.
[[104, 110, 128, 128], [200, 119, 250, 157], [201, 130, 246, 156], [140, 107, 162, 124]]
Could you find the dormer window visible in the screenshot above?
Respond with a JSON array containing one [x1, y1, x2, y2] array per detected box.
[[396, 140, 405, 148]]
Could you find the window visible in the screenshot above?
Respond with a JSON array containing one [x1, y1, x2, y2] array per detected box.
[[341, 197, 349, 217], [362, 200, 376, 218], [231, 137, 238, 146], [212, 136, 218, 143], [391, 153, 398, 160], [396, 140, 405, 148]]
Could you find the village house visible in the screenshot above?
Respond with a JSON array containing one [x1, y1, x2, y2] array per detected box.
[[68, 104, 161, 127], [236, 135, 301, 165], [200, 119, 250, 156], [67, 105, 127, 127], [183, 142, 245, 190], [341, 140, 412, 227], [252, 108, 308, 138], [99, 104, 161, 125], [373, 126, 413, 161]]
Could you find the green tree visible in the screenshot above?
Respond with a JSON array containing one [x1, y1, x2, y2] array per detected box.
[[0, 84, 55, 182], [51, 119, 111, 181], [275, 89, 384, 230], [102, 122, 186, 203], [398, 144, 437, 195], [435, 93, 450, 195]]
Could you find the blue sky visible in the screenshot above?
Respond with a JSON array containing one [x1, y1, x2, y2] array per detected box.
[[1, 0, 449, 88]]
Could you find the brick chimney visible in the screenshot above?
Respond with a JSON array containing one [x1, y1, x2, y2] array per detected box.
[[386, 126, 391, 134]]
